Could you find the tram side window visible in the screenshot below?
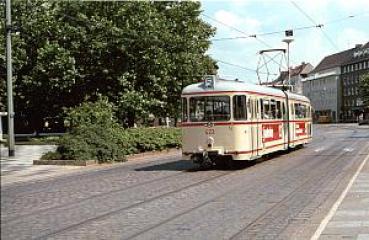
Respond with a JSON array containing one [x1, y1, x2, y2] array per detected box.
[[233, 95, 247, 120], [270, 100, 277, 119], [181, 98, 188, 122], [261, 99, 271, 119], [294, 103, 307, 118], [276, 101, 282, 119]]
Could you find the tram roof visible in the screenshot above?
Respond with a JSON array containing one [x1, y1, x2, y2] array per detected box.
[[181, 79, 310, 103]]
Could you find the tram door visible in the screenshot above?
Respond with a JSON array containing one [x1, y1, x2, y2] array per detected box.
[[250, 97, 260, 158]]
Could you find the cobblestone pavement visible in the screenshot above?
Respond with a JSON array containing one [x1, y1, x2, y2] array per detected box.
[[1, 124, 369, 240]]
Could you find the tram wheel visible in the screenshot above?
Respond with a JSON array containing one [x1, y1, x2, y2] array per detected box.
[[213, 157, 228, 169]]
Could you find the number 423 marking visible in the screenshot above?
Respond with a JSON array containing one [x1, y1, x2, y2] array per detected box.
[[205, 129, 215, 134]]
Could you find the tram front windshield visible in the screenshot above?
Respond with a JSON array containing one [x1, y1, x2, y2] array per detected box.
[[189, 96, 230, 122]]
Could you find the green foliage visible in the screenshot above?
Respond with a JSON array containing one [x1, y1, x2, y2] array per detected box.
[[359, 74, 369, 106], [21, 136, 61, 145], [41, 151, 62, 160], [55, 98, 125, 162], [57, 124, 126, 162], [41, 98, 181, 162], [123, 127, 182, 154], [52, 126, 181, 162], [64, 96, 116, 128], [0, 1, 216, 131]]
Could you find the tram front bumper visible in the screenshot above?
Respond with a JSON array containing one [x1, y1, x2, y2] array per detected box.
[[182, 148, 225, 160]]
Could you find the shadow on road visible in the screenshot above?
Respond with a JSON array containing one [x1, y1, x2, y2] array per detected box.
[[135, 147, 307, 172], [134, 159, 257, 172], [135, 160, 195, 172]]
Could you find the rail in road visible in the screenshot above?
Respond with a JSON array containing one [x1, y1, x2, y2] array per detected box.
[[1, 124, 369, 240]]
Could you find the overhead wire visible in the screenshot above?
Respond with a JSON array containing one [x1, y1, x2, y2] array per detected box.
[[201, 13, 272, 48], [290, 1, 339, 51], [211, 10, 368, 42], [212, 24, 321, 41], [213, 58, 278, 76]]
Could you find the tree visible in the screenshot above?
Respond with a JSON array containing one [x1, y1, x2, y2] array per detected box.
[[0, 1, 216, 132], [359, 73, 369, 107]]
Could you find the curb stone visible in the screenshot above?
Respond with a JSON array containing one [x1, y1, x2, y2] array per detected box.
[[33, 148, 182, 166], [33, 159, 97, 166]]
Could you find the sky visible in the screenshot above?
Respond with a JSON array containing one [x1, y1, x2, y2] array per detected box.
[[200, 0, 369, 84]]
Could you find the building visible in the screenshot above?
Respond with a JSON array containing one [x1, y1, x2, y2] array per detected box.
[[302, 48, 355, 122], [272, 62, 313, 94], [340, 42, 369, 122], [303, 42, 369, 123]]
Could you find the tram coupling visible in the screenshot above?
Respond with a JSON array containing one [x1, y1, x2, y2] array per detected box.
[[191, 150, 218, 168]]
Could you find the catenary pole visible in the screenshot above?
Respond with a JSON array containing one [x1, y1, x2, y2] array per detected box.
[[6, 0, 15, 156]]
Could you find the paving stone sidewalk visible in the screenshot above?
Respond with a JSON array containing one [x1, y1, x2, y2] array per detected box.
[[0, 144, 181, 186], [319, 159, 369, 240], [0, 144, 84, 185]]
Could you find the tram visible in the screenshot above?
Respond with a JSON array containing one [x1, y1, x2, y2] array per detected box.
[[181, 75, 312, 167]]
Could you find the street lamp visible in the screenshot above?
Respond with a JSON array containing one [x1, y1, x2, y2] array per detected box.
[[5, 0, 15, 156], [282, 37, 294, 89]]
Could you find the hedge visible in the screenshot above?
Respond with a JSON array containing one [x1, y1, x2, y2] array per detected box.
[[42, 127, 181, 162], [41, 98, 182, 163]]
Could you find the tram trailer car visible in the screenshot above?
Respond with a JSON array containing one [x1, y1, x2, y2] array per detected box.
[[181, 75, 312, 167]]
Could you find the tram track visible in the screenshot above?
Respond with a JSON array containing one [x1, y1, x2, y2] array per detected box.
[[4, 168, 192, 222], [1, 154, 186, 208], [1, 154, 181, 192], [34, 137, 356, 240], [3, 126, 366, 240], [228, 140, 367, 240], [28, 151, 315, 240], [121, 139, 363, 240], [33, 169, 236, 240], [3, 127, 331, 222]]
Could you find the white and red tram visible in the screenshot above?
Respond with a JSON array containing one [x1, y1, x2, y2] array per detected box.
[[181, 75, 312, 167]]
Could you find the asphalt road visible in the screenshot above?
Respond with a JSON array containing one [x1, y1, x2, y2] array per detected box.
[[1, 124, 369, 240]]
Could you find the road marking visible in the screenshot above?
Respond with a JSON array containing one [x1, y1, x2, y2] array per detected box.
[[314, 147, 325, 152], [310, 149, 369, 240], [357, 234, 369, 240], [343, 148, 354, 152]]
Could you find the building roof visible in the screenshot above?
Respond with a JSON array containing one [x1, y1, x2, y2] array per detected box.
[[272, 62, 313, 84], [310, 48, 356, 74], [310, 42, 369, 73], [342, 42, 369, 65]]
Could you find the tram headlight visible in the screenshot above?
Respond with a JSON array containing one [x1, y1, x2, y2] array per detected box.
[[207, 137, 214, 148]]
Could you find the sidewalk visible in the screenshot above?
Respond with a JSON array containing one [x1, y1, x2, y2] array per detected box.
[[0, 144, 83, 185], [0, 144, 181, 186], [1, 144, 57, 174], [318, 156, 369, 240]]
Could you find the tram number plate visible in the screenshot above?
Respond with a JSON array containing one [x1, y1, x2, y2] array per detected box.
[[205, 129, 215, 135]]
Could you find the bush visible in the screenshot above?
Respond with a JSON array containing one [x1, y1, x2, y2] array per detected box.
[[41, 98, 182, 162], [41, 151, 62, 160], [57, 124, 126, 162], [123, 127, 182, 153], [64, 97, 116, 129]]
